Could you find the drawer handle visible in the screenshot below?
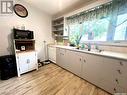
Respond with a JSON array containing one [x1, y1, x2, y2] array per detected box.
[[117, 70, 122, 74], [120, 62, 123, 66], [115, 79, 119, 84], [114, 88, 116, 92]]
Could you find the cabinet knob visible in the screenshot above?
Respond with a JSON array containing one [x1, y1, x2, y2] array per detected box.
[[114, 88, 116, 92], [117, 70, 122, 74], [115, 79, 119, 84], [79, 58, 81, 61], [84, 59, 86, 63], [120, 62, 123, 66]]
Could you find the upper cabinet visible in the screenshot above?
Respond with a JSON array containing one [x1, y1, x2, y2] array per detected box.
[[52, 17, 69, 41], [52, 17, 64, 38]]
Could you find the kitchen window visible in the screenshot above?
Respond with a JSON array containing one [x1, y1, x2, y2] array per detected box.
[[67, 0, 127, 45]]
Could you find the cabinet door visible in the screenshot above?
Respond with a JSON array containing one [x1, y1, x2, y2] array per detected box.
[[81, 54, 103, 86], [56, 48, 65, 67], [58, 48, 67, 68], [48, 47, 52, 61], [48, 46, 56, 63], [52, 48, 56, 63], [18, 53, 29, 74], [66, 50, 82, 76], [56, 48, 60, 65], [28, 52, 37, 71]]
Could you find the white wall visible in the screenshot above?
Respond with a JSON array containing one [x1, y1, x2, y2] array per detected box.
[[0, 0, 53, 61]]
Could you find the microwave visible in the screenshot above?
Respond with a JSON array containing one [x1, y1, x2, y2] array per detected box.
[[13, 28, 34, 39]]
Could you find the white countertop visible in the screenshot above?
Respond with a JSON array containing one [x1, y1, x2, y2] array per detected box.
[[48, 45, 127, 60]]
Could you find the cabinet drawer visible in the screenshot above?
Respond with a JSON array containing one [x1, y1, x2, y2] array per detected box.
[[114, 77, 127, 91], [98, 79, 115, 94], [59, 48, 66, 54], [99, 58, 127, 94], [98, 78, 126, 94], [115, 61, 127, 79], [101, 58, 123, 81], [84, 54, 103, 63], [115, 86, 127, 93]]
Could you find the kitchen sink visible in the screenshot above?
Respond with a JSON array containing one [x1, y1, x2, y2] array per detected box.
[[75, 48, 103, 53]]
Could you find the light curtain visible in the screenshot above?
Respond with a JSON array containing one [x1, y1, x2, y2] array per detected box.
[[67, 1, 112, 24], [67, 0, 127, 45]]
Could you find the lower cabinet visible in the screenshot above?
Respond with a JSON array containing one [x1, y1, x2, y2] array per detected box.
[[48, 46, 56, 63], [66, 50, 82, 76], [56, 47, 127, 94], [82, 55, 127, 94], [16, 51, 38, 77], [99, 58, 127, 93], [81, 54, 103, 86], [56, 48, 82, 76], [56, 48, 67, 69]]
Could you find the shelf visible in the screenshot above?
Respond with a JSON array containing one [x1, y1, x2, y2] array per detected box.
[[52, 23, 64, 27], [14, 39, 35, 52], [15, 41, 35, 44], [52, 30, 63, 32], [52, 17, 64, 22], [52, 17, 64, 40], [55, 35, 63, 37], [63, 36, 69, 39], [14, 39, 35, 41], [16, 50, 35, 53], [54, 35, 68, 38]]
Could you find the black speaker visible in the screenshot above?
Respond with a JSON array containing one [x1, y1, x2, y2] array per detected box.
[[0, 55, 17, 80]]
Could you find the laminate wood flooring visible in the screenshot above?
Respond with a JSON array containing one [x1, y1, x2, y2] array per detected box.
[[0, 63, 111, 95]]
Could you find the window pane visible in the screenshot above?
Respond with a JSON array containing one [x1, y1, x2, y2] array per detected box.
[[114, 13, 127, 40], [69, 24, 81, 45], [80, 18, 109, 42]]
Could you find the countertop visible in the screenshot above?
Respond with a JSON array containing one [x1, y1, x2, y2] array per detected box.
[[48, 45, 127, 61]]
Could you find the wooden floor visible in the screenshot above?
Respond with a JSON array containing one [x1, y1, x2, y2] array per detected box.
[[0, 63, 111, 95]]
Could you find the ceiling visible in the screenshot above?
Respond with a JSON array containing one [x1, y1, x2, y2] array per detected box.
[[23, 0, 91, 16]]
